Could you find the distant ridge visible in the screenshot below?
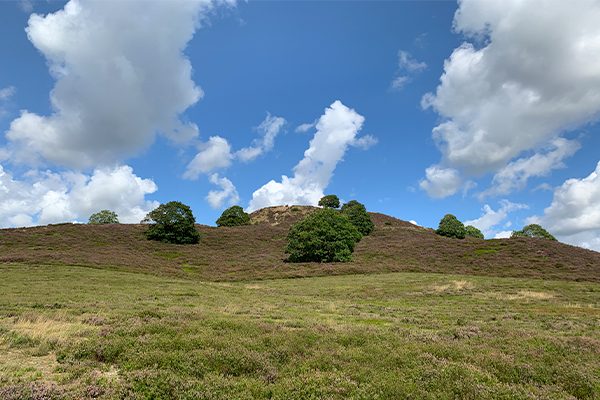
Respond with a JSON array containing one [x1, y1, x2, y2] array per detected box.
[[0, 206, 598, 283]]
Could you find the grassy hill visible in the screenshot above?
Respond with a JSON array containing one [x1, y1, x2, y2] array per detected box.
[[1, 206, 599, 399], [0, 205, 598, 283]]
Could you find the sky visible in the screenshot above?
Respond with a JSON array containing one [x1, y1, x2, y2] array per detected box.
[[1, 0, 600, 252]]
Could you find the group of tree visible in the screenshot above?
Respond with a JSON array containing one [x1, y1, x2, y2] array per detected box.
[[86, 197, 557, 257], [435, 214, 555, 241], [285, 195, 374, 263]]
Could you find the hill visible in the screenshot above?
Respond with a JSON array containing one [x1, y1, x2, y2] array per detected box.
[[1, 205, 598, 283]]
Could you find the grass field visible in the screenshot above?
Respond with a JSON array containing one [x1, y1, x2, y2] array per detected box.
[[1, 263, 599, 399]]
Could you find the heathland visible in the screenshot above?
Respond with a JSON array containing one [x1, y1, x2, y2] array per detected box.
[[0, 206, 599, 399]]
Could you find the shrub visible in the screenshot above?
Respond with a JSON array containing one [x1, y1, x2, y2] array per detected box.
[[340, 200, 374, 236], [511, 224, 556, 241], [318, 194, 340, 209], [286, 208, 362, 262], [88, 210, 119, 224], [436, 214, 466, 239], [465, 225, 484, 239], [216, 206, 250, 227], [143, 201, 200, 244]]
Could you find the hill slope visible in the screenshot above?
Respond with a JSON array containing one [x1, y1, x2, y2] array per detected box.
[[0, 206, 598, 282]]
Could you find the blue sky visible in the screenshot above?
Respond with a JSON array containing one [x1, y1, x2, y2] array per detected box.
[[1, 0, 600, 251]]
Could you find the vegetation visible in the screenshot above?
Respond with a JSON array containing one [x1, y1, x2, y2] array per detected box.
[[465, 225, 484, 239], [286, 208, 361, 262], [88, 210, 119, 225], [143, 201, 200, 244], [341, 200, 374, 236], [436, 214, 466, 239], [512, 224, 557, 241], [1, 264, 599, 399], [318, 194, 340, 209], [216, 205, 250, 227]]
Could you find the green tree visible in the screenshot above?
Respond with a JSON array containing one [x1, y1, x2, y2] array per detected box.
[[216, 205, 250, 227], [143, 201, 200, 244], [318, 194, 340, 209], [88, 210, 119, 224], [465, 225, 484, 239], [436, 214, 466, 239], [511, 224, 556, 241], [340, 200, 374, 236], [286, 208, 362, 262]]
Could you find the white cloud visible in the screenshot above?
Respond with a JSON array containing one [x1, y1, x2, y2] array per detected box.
[[391, 50, 426, 91], [184, 136, 233, 179], [0, 86, 15, 101], [18, 0, 33, 13], [419, 165, 462, 198], [4, 0, 232, 168], [247, 100, 365, 211], [295, 122, 315, 133], [528, 162, 600, 251], [494, 231, 512, 239], [479, 138, 580, 199], [422, 0, 600, 194], [409, 220, 419, 226], [465, 200, 528, 238], [236, 113, 286, 162], [0, 164, 158, 227], [206, 173, 239, 209], [351, 134, 378, 150]]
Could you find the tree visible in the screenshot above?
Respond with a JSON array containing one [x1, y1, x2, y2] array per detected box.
[[436, 214, 466, 239], [286, 208, 362, 262], [216, 205, 250, 227], [511, 224, 556, 241], [143, 201, 200, 244], [88, 210, 119, 224], [465, 225, 484, 239], [340, 200, 374, 236], [318, 194, 340, 209]]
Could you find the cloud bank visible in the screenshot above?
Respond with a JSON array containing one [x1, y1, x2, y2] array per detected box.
[[5, 0, 230, 168], [0, 164, 158, 227], [421, 0, 600, 197]]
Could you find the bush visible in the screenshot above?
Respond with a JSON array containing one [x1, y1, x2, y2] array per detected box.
[[511, 224, 556, 241], [216, 206, 250, 227], [465, 225, 484, 239], [88, 210, 119, 224], [318, 194, 340, 209], [340, 200, 374, 236], [143, 201, 200, 244], [436, 214, 466, 239], [286, 208, 362, 262]]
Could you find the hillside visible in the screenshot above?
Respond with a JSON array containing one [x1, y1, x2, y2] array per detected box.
[[1, 206, 598, 283]]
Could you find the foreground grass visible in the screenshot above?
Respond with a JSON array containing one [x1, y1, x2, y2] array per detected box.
[[0, 264, 599, 399]]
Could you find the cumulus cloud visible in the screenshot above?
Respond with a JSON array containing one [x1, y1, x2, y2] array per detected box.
[[247, 100, 364, 211], [4, 0, 231, 168], [528, 162, 600, 251], [184, 136, 233, 179], [464, 200, 528, 238], [479, 138, 580, 199], [206, 173, 239, 209], [0, 164, 158, 227], [494, 231, 512, 239], [236, 113, 286, 162], [391, 50, 426, 91], [422, 0, 600, 195], [419, 165, 462, 198]]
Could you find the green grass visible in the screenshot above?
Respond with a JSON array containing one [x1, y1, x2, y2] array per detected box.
[[1, 263, 599, 399]]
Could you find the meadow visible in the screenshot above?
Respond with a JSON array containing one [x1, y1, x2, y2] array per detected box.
[[1, 263, 599, 399]]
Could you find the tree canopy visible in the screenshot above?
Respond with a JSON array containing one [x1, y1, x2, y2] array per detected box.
[[318, 194, 340, 209], [464, 225, 484, 239], [340, 200, 374, 236], [216, 206, 250, 227], [143, 201, 200, 244], [511, 224, 557, 241], [286, 208, 362, 263], [436, 214, 466, 239], [88, 210, 119, 224]]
